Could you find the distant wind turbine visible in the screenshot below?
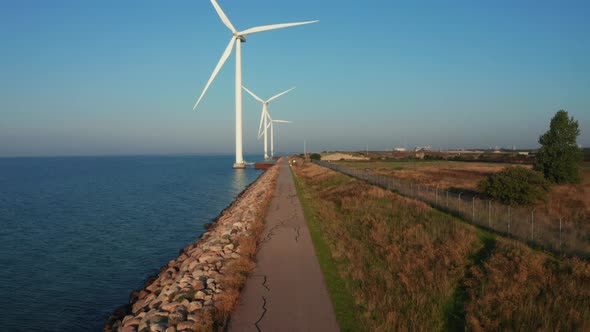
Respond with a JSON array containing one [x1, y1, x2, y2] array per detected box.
[[192, 0, 318, 168], [243, 86, 295, 160], [264, 116, 293, 158]]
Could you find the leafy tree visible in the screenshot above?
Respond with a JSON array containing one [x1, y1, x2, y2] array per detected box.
[[310, 153, 321, 160], [477, 167, 550, 205], [534, 110, 583, 183]]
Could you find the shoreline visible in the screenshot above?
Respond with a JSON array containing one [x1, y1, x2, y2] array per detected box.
[[104, 161, 280, 332]]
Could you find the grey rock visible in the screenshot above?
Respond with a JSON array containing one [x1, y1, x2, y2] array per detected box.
[[194, 291, 206, 300], [187, 301, 203, 313], [149, 323, 167, 332], [176, 321, 196, 331]]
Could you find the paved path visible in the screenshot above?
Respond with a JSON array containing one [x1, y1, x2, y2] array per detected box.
[[228, 159, 339, 332]]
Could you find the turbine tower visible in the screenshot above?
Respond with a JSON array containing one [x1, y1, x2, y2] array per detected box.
[[242, 86, 295, 160], [192, 0, 318, 168]]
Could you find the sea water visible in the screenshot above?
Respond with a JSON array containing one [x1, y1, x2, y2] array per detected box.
[[0, 155, 263, 331]]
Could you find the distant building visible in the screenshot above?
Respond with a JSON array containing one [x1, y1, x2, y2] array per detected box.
[[393, 147, 406, 152], [518, 151, 529, 156], [414, 146, 431, 152]]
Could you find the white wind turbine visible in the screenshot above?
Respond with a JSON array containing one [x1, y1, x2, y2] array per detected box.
[[242, 86, 295, 160], [192, 0, 318, 168], [266, 118, 293, 159]]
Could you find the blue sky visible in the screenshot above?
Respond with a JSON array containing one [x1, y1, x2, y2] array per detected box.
[[1, 0, 589, 156]]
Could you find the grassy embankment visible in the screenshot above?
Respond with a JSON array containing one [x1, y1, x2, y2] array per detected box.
[[292, 159, 590, 331]]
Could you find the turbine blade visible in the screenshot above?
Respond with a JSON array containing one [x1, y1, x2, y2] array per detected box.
[[273, 120, 292, 123], [242, 86, 265, 103], [210, 0, 237, 33], [193, 37, 236, 111], [265, 109, 273, 122], [239, 20, 319, 36], [267, 87, 296, 103]]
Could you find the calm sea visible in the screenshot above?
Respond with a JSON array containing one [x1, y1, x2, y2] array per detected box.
[[0, 155, 263, 331]]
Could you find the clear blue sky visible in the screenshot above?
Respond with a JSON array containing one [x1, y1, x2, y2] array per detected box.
[[1, 0, 589, 156]]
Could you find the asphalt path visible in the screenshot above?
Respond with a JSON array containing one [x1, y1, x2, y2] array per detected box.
[[228, 158, 339, 332]]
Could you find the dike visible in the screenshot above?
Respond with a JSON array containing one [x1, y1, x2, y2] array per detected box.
[[104, 161, 280, 332]]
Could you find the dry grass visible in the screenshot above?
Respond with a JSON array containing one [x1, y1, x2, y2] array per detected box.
[[213, 166, 278, 327], [192, 309, 215, 332], [342, 160, 526, 191], [293, 160, 590, 330], [340, 160, 590, 251], [464, 238, 590, 331], [547, 167, 590, 220], [215, 258, 255, 323], [294, 160, 480, 330]]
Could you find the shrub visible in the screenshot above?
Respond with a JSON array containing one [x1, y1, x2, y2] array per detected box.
[[310, 153, 321, 160], [477, 167, 550, 205]]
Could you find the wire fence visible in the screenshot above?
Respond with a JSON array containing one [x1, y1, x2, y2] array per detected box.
[[313, 160, 590, 258]]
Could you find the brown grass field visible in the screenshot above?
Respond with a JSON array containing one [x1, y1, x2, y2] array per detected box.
[[339, 160, 590, 245], [292, 159, 590, 331], [341, 160, 512, 191]]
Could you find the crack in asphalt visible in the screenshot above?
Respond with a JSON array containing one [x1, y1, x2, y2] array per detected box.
[[255, 296, 268, 332], [259, 211, 298, 245], [260, 220, 285, 244], [252, 274, 270, 292], [294, 226, 301, 243]]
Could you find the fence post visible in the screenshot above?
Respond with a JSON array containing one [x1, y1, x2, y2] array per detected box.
[[472, 195, 478, 222], [435, 186, 438, 205], [559, 217, 562, 253], [508, 205, 511, 235], [488, 199, 493, 228], [531, 208, 537, 242]]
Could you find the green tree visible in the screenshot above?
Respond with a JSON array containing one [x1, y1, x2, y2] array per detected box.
[[534, 110, 583, 183], [478, 167, 550, 205], [310, 153, 321, 160]]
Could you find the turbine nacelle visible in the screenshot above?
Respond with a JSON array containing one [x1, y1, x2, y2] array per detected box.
[[193, 0, 317, 111], [234, 34, 247, 42]]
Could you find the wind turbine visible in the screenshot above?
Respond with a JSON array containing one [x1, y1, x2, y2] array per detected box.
[[267, 118, 293, 158], [242, 86, 295, 160], [192, 0, 318, 169]]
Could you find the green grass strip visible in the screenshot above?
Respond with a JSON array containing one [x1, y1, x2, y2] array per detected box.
[[291, 168, 363, 332]]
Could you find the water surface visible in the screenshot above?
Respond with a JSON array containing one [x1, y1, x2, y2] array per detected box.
[[0, 155, 262, 331]]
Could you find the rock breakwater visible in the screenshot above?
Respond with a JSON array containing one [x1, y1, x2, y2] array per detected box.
[[105, 163, 280, 332]]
